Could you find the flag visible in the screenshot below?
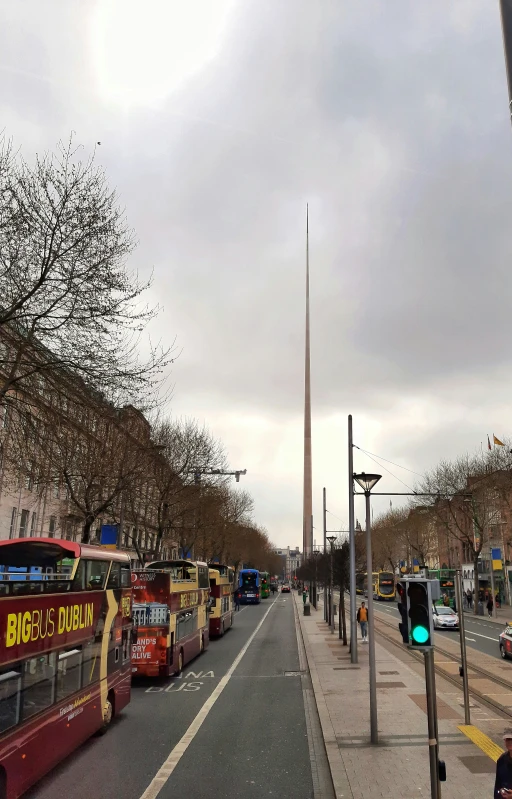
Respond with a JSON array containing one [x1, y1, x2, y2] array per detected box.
[[494, 435, 504, 446], [488, 435, 492, 451]]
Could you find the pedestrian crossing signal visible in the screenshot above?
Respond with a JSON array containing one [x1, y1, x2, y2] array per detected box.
[[397, 581, 409, 644]]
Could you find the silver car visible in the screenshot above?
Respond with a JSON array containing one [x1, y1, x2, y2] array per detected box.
[[433, 605, 459, 630]]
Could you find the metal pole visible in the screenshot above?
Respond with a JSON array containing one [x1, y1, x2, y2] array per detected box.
[[116, 490, 125, 549], [454, 569, 470, 725], [330, 542, 334, 634], [490, 547, 497, 619], [323, 488, 328, 622], [365, 491, 377, 744], [348, 414, 357, 664], [424, 649, 441, 799]]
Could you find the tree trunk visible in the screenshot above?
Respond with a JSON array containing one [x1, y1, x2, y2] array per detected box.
[[82, 518, 93, 544], [473, 553, 480, 615]]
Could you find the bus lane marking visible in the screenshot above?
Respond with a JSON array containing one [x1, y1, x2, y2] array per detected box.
[[139, 597, 277, 799], [145, 671, 215, 693]]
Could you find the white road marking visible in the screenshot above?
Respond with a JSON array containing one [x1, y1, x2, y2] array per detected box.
[[465, 637, 476, 642], [462, 630, 498, 642], [138, 597, 277, 799]]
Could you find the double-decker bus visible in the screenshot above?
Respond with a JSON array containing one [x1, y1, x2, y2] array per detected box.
[[363, 572, 378, 597], [209, 565, 234, 636], [0, 537, 133, 799], [132, 559, 210, 677], [428, 568, 456, 606], [376, 571, 396, 601], [238, 568, 260, 604], [259, 571, 270, 599]]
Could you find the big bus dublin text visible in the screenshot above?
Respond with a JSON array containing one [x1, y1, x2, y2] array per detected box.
[[132, 559, 210, 677], [0, 538, 133, 799], [209, 564, 235, 636], [238, 569, 261, 604]]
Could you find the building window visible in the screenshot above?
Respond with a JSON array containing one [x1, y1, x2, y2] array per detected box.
[[9, 508, 17, 539], [52, 478, 60, 499], [18, 509, 29, 538], [48, 516, 56, 537], [30, 512, 37, 537]]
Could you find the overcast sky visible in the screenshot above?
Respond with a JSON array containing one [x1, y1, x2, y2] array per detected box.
[[3, 1, 512, 548]]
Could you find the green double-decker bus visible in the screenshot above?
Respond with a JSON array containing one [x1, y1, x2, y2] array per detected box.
[[260, 571, 270, 598]]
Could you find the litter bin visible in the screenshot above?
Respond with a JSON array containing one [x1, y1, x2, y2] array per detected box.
[[304, 601, 311, 617]]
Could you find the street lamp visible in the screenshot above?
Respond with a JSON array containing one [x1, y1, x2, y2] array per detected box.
[[353, 472, 381, 745], [327, 535, 336, 634]]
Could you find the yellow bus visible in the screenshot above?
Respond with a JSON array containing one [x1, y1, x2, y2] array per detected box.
[[209, 564, 235, 636]]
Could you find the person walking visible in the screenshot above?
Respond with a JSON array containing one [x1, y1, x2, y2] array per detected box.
[[466, 589, 472, 610], [487, 595, 494, 618], [494, 732, 512, 798], [302, 587, 308, 605], [234, 591, 241, 612], [357, 602, 368, 643]]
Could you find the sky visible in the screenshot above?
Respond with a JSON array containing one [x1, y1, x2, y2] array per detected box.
[[3, 0, 512, 549]]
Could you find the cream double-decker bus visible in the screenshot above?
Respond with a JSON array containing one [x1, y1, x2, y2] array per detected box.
[[132, 559, 209, 677], [209, 564, 235, 637]]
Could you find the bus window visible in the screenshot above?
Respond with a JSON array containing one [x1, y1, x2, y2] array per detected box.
[[198, 566, 209, 589], [0, 667, 21, 733], [21, 653, 57, 721], [72, 560, 86, 591], [121, 564, 131, 588], [85, 560, 109, 590], [106, 563, 121, 589], [82, 638, 101, 687], [56, 648, 82, 702]]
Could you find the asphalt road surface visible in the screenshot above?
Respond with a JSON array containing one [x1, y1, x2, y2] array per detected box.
[[27, 593, 330, 799]]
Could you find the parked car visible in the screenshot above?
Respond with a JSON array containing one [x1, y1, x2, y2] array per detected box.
[[432, 605, 459, 630], [499, 625, 512, 659]]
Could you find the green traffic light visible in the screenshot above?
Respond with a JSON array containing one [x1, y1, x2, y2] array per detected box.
[[411, 625, 429, 644]]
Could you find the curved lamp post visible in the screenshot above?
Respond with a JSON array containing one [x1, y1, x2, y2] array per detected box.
[[353, 472, 381, 745]]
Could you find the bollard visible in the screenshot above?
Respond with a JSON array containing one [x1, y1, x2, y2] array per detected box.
[[304, 600, 311, 617]]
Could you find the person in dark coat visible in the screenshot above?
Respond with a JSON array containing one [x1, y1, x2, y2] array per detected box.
[[494, 731, 512, 798]]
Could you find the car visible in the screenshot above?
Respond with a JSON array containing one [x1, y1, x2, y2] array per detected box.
[[499, 625, 512, 659], [281, 584, 291, 593], [432, 605, 459, 630]]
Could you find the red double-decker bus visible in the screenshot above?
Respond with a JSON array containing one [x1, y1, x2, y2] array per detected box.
[[132, 559, 210, 677], [0, 537, 133, 799], [208, 565, 234, 636]]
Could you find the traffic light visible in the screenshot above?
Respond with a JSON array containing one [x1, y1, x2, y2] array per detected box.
[[407, 580, 433, 648], [397, 580, 409, 644]]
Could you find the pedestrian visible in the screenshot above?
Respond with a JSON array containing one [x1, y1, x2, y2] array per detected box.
[[466, 589, 472, 610], [487, 595, 494, 618], [494, 731, 512, 798], [302, 587, 308, 605], [234, 591, 241, 611], [357, 602, 368, 643]]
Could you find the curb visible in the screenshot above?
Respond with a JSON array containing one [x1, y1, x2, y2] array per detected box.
[[294, 595, 353, 799]]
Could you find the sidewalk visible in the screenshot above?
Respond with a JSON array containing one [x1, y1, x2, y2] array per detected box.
[[295, 594, 501, 799]]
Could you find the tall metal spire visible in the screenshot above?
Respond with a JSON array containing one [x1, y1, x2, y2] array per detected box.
[[303, 204, 313, 558]]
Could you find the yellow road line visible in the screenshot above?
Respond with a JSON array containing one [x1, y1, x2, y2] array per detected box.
[[458, 724, 504, 762]]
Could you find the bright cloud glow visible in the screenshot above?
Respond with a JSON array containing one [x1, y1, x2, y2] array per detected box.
[[90, 0, 235, 107]]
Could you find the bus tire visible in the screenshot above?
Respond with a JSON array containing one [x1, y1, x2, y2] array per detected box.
[[221, 622, 225, 636], [98, 691, 115, 735], [177, 649, 184, 675], [0, 767, 6, 799], [200, 634, 204, 653]]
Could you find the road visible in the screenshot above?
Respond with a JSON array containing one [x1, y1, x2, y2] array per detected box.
[[27, 592, 331, 799], [363, 597, 504, 659]]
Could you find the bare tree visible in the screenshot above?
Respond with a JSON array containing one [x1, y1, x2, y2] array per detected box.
[[0, 135, 172, 410]]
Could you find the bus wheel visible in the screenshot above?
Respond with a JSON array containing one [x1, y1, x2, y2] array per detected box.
[[221, 622, 225, 636], [177, 649, 184, 674], [200, 635, 204, 653], [98, 691, 114, 735]]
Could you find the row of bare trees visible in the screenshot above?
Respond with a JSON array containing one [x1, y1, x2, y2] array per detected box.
[[0, 133, 277, 570], [370, 443, 512, 608]]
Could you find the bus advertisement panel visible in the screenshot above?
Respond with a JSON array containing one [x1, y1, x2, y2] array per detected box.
[[238, 569, 260, 604], [209, 565, 234, 636], [0, 537, 133, 799], [132, 560, 210, 678]]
